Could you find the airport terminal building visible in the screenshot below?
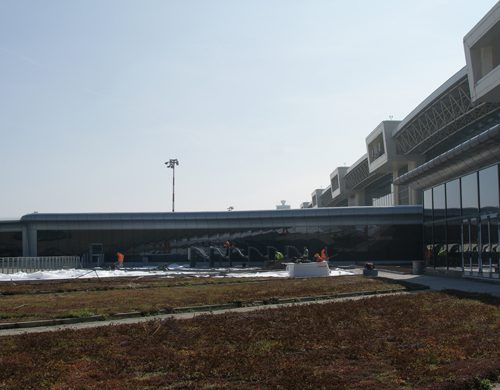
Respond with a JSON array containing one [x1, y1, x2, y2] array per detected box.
[[1, 3, 500, 278], [0, 207, 422, 266], [302, 4, 500, 278]]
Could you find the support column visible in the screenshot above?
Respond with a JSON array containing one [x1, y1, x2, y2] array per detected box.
[[409, 187, 422, 205], [22, 226, 29, 256], [407, 161, 420, 205], [348, 190, 366, 206], [392, 167, 400, 206], [26, 226, 37, 257]]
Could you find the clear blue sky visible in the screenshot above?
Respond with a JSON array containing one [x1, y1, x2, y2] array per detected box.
[[0, 0, 497, 218]]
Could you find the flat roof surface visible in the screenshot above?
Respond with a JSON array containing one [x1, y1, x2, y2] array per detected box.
[[20, 206, 422, 223]]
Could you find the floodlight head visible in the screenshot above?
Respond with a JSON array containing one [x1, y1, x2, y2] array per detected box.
[[165, 159, 179, 168]]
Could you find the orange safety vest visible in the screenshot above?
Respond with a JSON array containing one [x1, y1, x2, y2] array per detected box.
[[116, 252, 125, 263]]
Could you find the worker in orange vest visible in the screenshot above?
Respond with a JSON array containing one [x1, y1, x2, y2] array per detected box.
[[116, 252, 125, 268]]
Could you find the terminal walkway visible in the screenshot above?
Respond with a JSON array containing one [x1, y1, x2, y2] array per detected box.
[[350, 267, 500, 297]]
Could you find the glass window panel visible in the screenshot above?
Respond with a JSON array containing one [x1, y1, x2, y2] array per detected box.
[[470, 220, 480, 274], [423, 189, 433, 222], [433, 184, 446, 220], [462, 220, 471, 273], [446, 179, 461, 218], [492, 218, 499, 276], [462, 219, 481, 275], [423, 224, 433, 267], [481, 219, 492, 274], [479, 165, 499, 214], [433, 222, 447, 268], [447, 220, 461, 269], [461, 172, 479, 216]]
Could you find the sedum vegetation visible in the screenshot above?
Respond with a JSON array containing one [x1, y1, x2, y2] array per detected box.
[[0, 291, 498, 389], [0, 276, 406, 322]]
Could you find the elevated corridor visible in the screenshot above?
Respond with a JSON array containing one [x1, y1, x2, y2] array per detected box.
[[392, 68, 500, 157]]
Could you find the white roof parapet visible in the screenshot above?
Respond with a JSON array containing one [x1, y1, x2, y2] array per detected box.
[[329, 166, 349, 200], [310, 189, 324, 208], [365, 121, 402, 174], [464, 1, 500, 103], [464, 1, 500, 44]]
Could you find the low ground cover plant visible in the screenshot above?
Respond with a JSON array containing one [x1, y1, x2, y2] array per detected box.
[[0, 276, 404, 322], [0, 291, 497, 389], [0, 275, 269, 295]]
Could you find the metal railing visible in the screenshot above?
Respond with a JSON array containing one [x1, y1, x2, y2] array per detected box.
[[0, 256, 81, 274]]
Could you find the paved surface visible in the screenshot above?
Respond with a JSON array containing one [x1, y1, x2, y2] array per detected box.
[[351, 268, 500, 297]]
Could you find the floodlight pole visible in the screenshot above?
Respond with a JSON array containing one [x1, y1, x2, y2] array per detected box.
[[165, 159, 179, 212]]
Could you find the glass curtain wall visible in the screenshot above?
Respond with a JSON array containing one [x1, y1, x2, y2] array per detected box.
[[446, 179, 462, 269], [36, 223, 422, 264], [423, 164, 500, 278]]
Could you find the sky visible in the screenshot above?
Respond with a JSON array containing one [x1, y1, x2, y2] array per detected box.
[[0, 0, 497, 218]]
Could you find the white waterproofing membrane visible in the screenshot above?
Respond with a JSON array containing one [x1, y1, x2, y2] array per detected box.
[[0, 265, 354, 281]]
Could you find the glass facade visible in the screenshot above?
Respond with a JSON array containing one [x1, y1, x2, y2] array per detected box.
[[447, 219, 462, 268], [423, 189, 433, 222], [490, 217, 499, 275], [461, 172, 479, 216], [423, 164, 500, 278], [433, 184, 446, 220], [479, 165, 500, 214], [33, 223, 422, 264], [423, 224, 433, 264], [446, 179, 461, 218], [433, 222, 446, 267]]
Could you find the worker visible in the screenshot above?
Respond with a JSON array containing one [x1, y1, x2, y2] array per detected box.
[[224, 240, 231, 256], [320, 247, 328, 261], [275, 251, 285, 262], [302, 246, 309, 260], [314, 253, 322, 262], [116, 252, 125, 268]]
